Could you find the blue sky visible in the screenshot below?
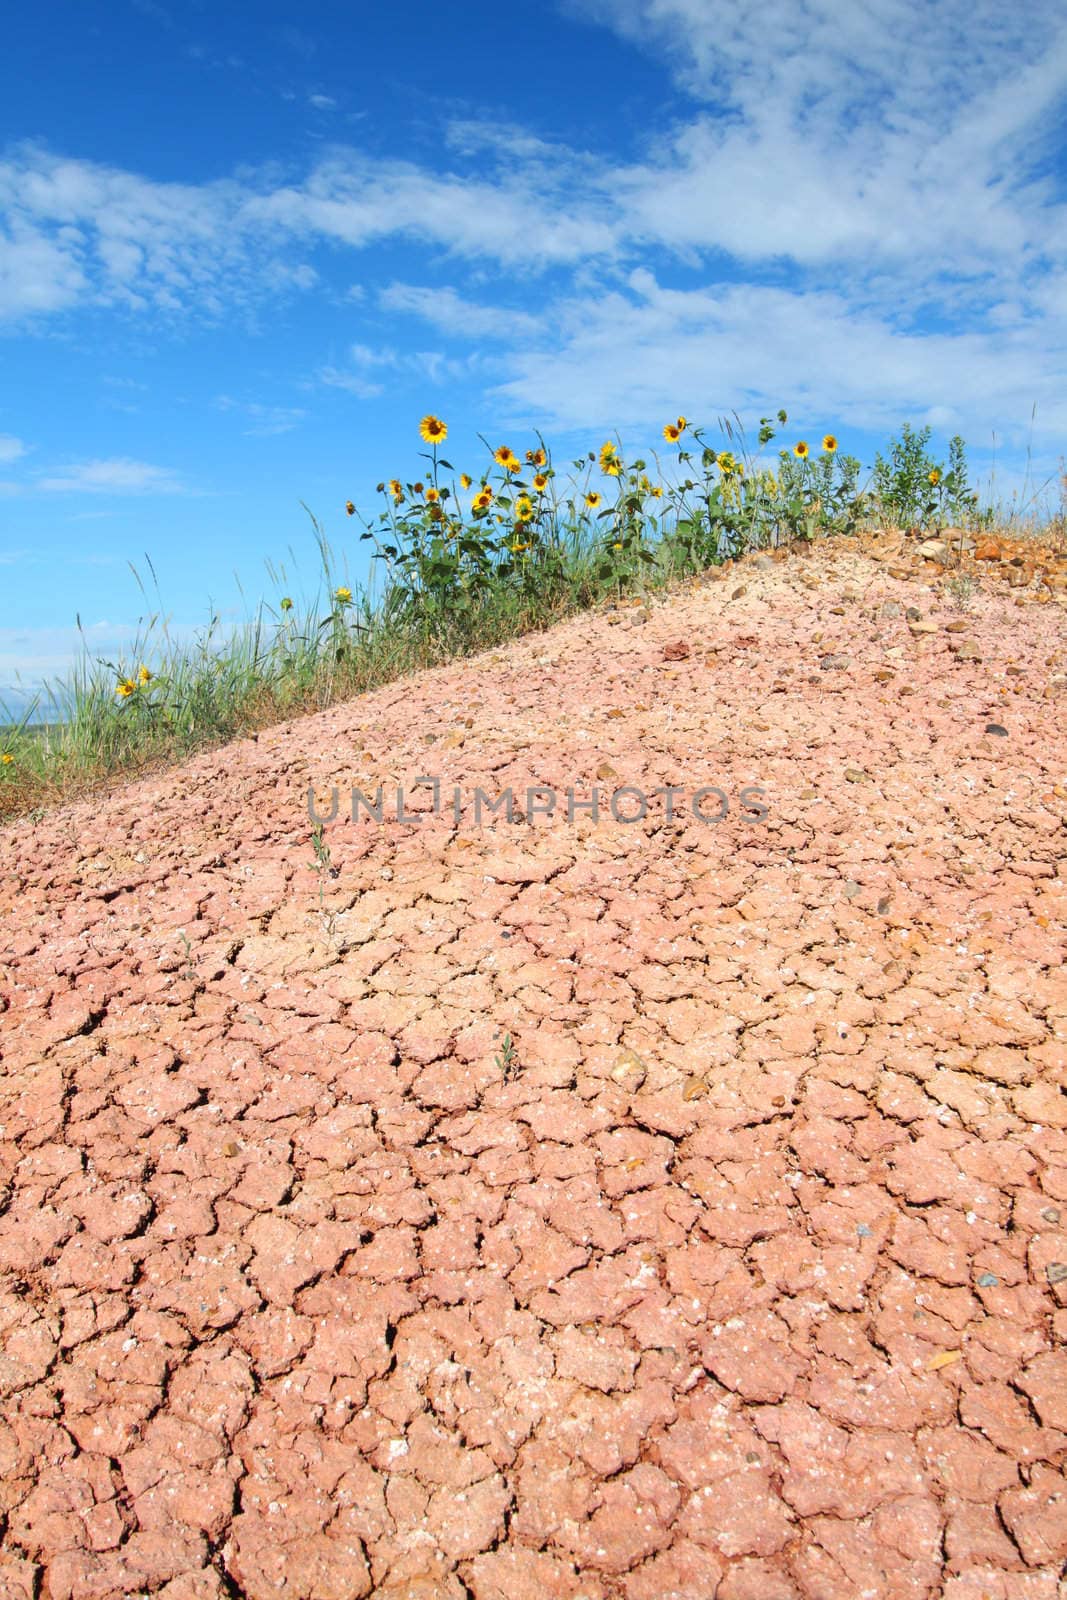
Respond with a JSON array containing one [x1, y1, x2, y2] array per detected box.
[[2, 0, 1066, 711]]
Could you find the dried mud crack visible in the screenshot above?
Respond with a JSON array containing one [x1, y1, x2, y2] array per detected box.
[[1, 533, 1065, 1599]]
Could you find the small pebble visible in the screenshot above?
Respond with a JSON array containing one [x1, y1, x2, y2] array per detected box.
[[984, 723, 1008, 737], [977, 1272, 999, 1288]]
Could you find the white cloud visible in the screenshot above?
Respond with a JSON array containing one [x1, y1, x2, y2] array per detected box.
[[1, 0, 1065, 466], [0, 140, 613, 330], [308, 94, 337, 111], [0, 434, 25, 463], [319, 339, 489, 398], [318, 367, 385, 400], [568, 0, 1067, 285], [0, 216, 89, 318], [238, 150, 616, 267], [243, 408, 306, 436], [379, 283, 542, 340], [38, 458, 185, 494], [489, 272, 1067, 450], [215, 397, 307, 436]]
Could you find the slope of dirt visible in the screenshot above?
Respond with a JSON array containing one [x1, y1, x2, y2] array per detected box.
[[1, 533, 1065, 1600]]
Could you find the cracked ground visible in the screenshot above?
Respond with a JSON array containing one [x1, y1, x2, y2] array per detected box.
[[1, 530, 1066, 1599]]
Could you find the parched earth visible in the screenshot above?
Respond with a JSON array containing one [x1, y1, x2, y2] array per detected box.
[[1, 531, 1066, 1600]]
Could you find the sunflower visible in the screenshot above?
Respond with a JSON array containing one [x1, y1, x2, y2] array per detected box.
[[116, 679, 136, 699], [413, 481, 425, 495], [429, 504, 444, 522], [473, 489, 493, 511], [345, 500, 355, 516], [494, 446, 520, 473], [532, 473, 549, 492], [663, 423, 682, 443], [675, 416, 688, 432], [650, 485, 664, 498], [514, 495, 534, 521], [717, 451, 734, 473], [425, 486, 440, 503], [509, 540, 529, 554], [389, 479, 404, 501], [138, 664, 152, 685], [525, 447, 547, 468], [793, 441, 809, 459], [822, 434, 838, 453], [1, 752, 13, 766], [419, 415, 447, 444], [584, 491, 602, 509], [928, 468, 941, 486], [612, 541, 623, 550], [335, 586, 352, 604], [460, 473, 472, 490]]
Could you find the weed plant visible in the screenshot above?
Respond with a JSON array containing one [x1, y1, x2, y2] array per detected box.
[[0, 410, 1055, 822]]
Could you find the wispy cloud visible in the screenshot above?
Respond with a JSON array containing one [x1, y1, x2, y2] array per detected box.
[[129, 0, 174, 27], [568, 0, 1067, 288], [273, 24, 317, 59], [484, 271, 1067, 447], [2, 0, 1065, 456], [215, 396, 307, 436], [38, 458, 185, 494], [0, 434, 25, 463], [318, 370, 385, 400], [308, 93, 337, 111], [318, 340, 488, 399], [379, 283, 542, 341], [318, 343, 397, 399]]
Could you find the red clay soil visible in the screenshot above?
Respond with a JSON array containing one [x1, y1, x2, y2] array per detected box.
[[1, 533, 1065, 1600]]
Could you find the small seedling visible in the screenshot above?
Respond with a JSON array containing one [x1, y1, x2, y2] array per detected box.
[[495, 1032, 517, 1080], [310, 822, 341, 945], [177, 929, 195, 981], [946, 572, 974, 610], [311, 821, 333, 877]]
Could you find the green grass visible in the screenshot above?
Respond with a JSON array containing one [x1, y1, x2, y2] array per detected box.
[[0, 511, 634, 823], [2, 414, 1064, 825]]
